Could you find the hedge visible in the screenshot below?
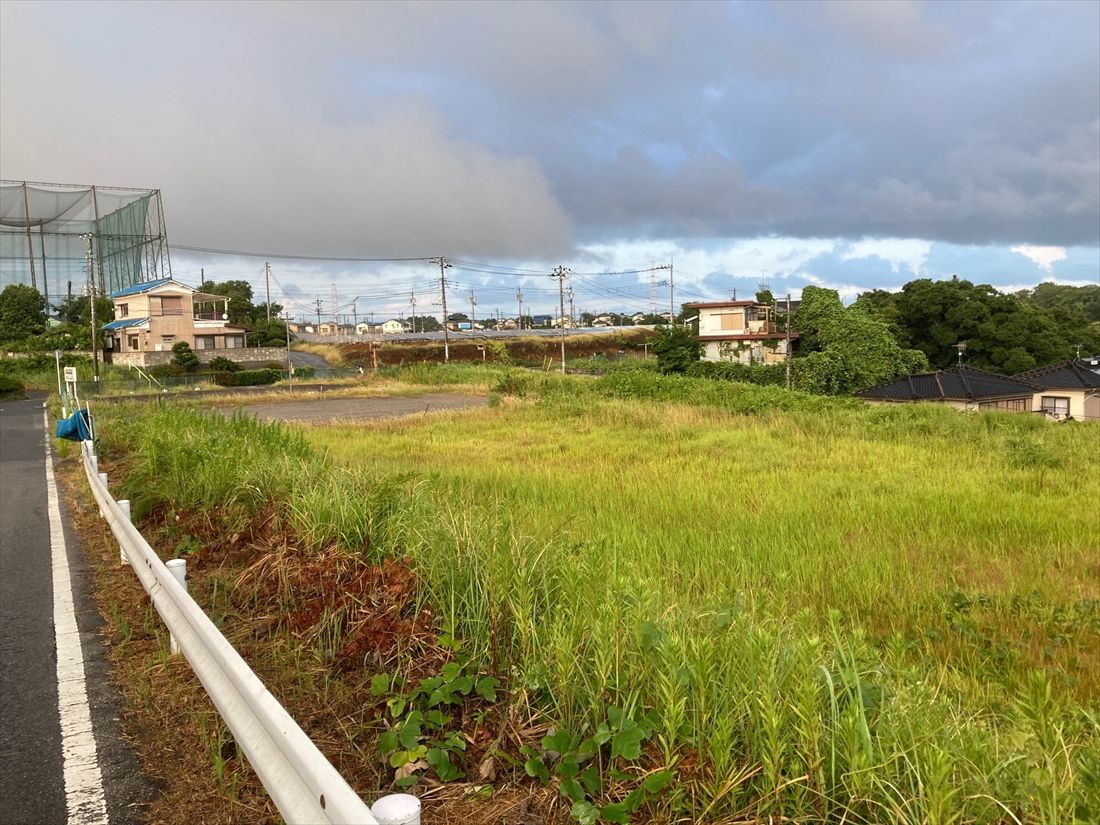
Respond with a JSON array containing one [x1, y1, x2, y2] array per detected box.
[[213, 368, 282, 387]]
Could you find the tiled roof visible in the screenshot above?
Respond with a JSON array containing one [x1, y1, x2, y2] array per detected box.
[[102, 317, 149, 330], [1013, 358, 1100, 389], [109, 277, 179, 299], [857, 365, 1036, 401]]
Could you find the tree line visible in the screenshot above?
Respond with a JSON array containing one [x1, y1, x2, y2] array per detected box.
[[656, 278, 1099, 395]]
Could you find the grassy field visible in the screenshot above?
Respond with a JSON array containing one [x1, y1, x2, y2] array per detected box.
[[91, 369, 1098, 823]]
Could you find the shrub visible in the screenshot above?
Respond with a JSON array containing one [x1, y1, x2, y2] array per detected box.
[[685, 361, 787, 386], [292, 366, 315, 378], [0, 374, 26, 399], [149, 363, 188, 378], [170, 341, 200, 371], [214, 368, 281, 387], [651, 325, 702, 374], [207, 355, 242, 373]]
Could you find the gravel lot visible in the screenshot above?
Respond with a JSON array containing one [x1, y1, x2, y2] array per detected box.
[[230, 392, 488, 424]]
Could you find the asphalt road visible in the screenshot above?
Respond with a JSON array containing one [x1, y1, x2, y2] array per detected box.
[[0, 396, 152, 824]]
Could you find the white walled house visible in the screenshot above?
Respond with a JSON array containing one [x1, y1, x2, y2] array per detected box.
[[1013, 358, 1100, 421], [685, 300, 797, 365]]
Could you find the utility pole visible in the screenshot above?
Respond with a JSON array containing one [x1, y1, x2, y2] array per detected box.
[[264, 261, 271, 320], [549, 266, 569, 374], [437, 257, 451, 361], [200, 267, 205, 288], [566, 286, 575, 327], [468, 290, 477, 325], [785, 292, 792, 391], [410, 292, 418, 333], [352, 300, 358, 328], [331, 284, 338, 331], [515, 288, 524, 330], [314, 298, 323, 329], [82, 234, 99, 383]]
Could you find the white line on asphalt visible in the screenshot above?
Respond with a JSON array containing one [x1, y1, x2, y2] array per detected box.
[[44, 409, 109, 825]]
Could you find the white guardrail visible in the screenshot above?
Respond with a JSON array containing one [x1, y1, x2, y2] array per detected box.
[[80, 440, 420, 825]]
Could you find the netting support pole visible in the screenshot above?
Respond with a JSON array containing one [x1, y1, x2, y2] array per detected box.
[[91, 185, 106, 297], [157, 190, 172, 279], [22, 181, 37, 291]]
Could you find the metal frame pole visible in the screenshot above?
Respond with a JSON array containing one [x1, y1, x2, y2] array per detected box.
[[22, 182, 37, 290]]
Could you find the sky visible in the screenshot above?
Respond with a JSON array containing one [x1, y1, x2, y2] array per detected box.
[[1, 0, 1097, 321]]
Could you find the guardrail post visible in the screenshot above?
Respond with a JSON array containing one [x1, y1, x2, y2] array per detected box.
[[165, 559, 186, 655], [117, 500, 131, 566], [89, 453, 98, 474]]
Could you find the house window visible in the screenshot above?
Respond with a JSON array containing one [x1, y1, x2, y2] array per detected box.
[[719, 313, 739, 331], [224, 335, 244, 349], [160, 296, 183, 316], [161, 335, 175, 344], [979, 398, 1029, 412], [118, 303, 129, 318], [194, 335, 216, 350], [128, 335, 139, 351], [1041, 396, 1070, 417]]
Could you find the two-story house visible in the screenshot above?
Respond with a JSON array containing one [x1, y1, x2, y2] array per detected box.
[[685, 300, 797, 365], [103, 278, 248, 365]]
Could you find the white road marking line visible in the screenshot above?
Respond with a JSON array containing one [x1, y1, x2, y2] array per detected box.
[[44, 410, 109, 824]]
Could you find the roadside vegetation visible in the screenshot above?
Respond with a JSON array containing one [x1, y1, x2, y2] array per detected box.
[[80, 364, 1099, 823]]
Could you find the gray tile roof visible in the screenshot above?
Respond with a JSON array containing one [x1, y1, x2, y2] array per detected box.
[[1012, 358, 1100, 390], [857, 366, 1036, 401]]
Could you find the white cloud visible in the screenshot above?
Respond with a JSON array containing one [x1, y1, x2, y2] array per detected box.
[[840, 237, 932, 274], [1010, 245, 1068, 273]]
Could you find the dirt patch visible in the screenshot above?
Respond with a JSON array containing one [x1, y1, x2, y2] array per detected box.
[[223, 392, 488, 424], [343, 330, 656, 367]]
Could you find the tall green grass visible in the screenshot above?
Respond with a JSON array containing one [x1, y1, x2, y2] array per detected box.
[[91, 383, 1099, 823]]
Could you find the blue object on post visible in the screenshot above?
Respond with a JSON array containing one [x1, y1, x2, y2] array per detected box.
[[55, 409, 92, 442]]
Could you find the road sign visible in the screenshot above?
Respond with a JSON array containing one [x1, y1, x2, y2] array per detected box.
[[63, 367, 78, 382]]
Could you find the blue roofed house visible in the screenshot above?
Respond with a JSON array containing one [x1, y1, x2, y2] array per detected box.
[[103, 278, 248, 366]]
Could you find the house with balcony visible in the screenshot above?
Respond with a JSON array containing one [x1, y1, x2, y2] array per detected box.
[[685, 300, 797, 365], [103, 278, 248, 366]]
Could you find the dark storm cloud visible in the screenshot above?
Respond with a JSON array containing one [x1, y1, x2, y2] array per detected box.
[[1, 0, 1096, 258]]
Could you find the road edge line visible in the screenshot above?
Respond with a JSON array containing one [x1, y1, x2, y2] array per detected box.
[[44, 408, 109, 825]]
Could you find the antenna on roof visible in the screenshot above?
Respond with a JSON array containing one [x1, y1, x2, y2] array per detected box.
[[954, 342, 967, 365]]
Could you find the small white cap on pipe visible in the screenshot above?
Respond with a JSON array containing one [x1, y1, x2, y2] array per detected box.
[[371, 793, 421, 825]]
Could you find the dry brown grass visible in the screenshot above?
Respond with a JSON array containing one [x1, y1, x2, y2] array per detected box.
[[61, 455, 570, 825]]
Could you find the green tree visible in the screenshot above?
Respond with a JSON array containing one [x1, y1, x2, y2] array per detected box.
[[892, 277, 1071, 372], [54, 295, 114, 326], [792, 286, 928, 395], [413, 315, 442, 333], [651, 324, 702, 374], [248, 318, 291, 347], [0, 284, 48, 340], [202, 280, 255, 325]]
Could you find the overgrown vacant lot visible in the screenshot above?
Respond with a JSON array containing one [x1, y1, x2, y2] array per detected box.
[[92, 368, 1098, 824]]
